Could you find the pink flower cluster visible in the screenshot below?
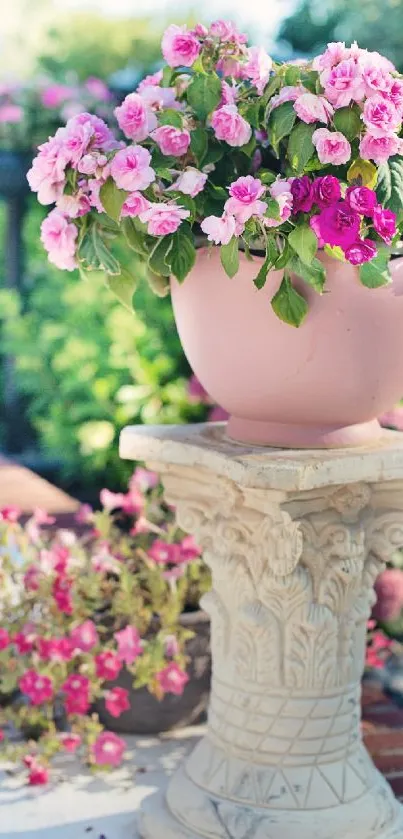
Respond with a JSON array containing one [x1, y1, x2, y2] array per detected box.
[[201, 175, 293, 244]]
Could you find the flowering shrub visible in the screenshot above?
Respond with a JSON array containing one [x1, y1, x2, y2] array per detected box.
[[28, 23, 403, 326], [0, 75, 114, 153], [0, 468, 210, 783]]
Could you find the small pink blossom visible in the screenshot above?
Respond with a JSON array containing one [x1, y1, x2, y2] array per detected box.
[[268, 86, 302, 114], [168, 167, 207, 197], [65, 693, 90, 716], [27, 136, 68, 205], [220, 80, 238, 107], [100, 488, 126, 511], [312, 42, 348, 71], [149, 540, 180, 565], [151, 125, 190, 157], [156, 662, 189, 696], [244, 46, 272, 95], [85, 76, 111, 101], [362, 94, 400, 137], [216, 57, 246, 79], [70, 619, 99, 653], [130, 467, 159, 493], [294, 92, 334, 124], [114, 93, 158, 142], [211, 105, 252, 147], [374, 568, 403, 621], [52, 574, 73, 615], [60, 733, 81, 753], [139, 202, 190, 236], [179, 535, 202, 561], [161, 24, 201, 68], [225, 175, 266, 222], [0, 628, 10, 650], [121, 191, 150, 218], [41, 83, 75, 108], [360, 61, 392, 97], [56, 192, 91, 219], [115, 625, 142, 665], [209, 20, 246, 42], [0, 104, 23, 123], [201, 212, 237, 245], [75, 504, 93, 524], [344, 238, 378, 265], [77, 152, 108, 176], [192, 23, 208, 38], [40, 210, 77, 271], [62, 673, 90, 695], [14, 629, 36, 655], [0, 505, 21, 522], [28, 763, 49, 786], [140, 85, 179, 112], [105, 687, 130, 718], [68, 113, 117, 152], [164, 634, 180, 657], [264, 179, 293, 227], [312, 128, 351, 165], [359, 131, 402, 163], [19, 670, 53, 706], [87, 178, 105, 213], [137, 70, 163, 93], [110, 145, 155, 192], [321, 58, 365, 108], [384, 79, 403, 114], [373, 205, 397, 244], [95, 650, 122, 681], [92, 731, 125, 767]]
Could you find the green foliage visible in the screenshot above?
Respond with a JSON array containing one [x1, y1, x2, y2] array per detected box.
[[288, 223, 318, 266], [271, 275, 308, 327], [359, 250, 392, 288], [287, 123, 316, 173], [187, 72, 222, 120], [220, 237, 240, 278], [376, 157, 403, 216], [268, 101, 296, 153]]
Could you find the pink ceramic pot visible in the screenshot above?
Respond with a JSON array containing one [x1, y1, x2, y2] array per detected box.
[[171, 247, 403, 448]]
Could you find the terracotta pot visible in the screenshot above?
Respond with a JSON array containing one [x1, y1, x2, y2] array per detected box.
[[96, 610, 211, 735], [171, 247, 403, 447]]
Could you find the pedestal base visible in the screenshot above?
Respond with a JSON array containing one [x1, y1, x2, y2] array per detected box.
[[226, 415, 383, 448]]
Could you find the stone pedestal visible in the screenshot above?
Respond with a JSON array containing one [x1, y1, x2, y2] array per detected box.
[[120, 423, 403, 839]]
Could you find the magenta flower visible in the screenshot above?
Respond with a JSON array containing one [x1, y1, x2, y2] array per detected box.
[[156, 662, 189, 696], [148, 540, 181, 564], [105, 687, 130, 718], [28, 763, 49, 786], [114, 625, 142, 665], [344, 238, 378, 265], [60, 733, 81, 753], [19, 670, 54, 706], [92, 731, 125, 767], [312, 176, 341, 208], [345, 186, 377, 217], [179, 535, 202, 562], [315, 201, 360, 249], [62, 674, 90, 715], [0, 628, 10, 650], [0, 505, 21, 523], [13, 629, 36, 654], [290, 176, 314, 213], [373, 205, 397, 244], [95, 650, 122, 681], [70, 619, 99, 653]]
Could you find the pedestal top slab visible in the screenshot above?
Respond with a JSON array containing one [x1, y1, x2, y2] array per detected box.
[[120, 422, 403, 492]]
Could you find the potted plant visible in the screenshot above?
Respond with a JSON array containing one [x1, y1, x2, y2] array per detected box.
[[28, 22, 403, 447], [0, 469, 211, 783]]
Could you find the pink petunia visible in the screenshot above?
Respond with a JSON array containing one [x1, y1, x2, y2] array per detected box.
[[95, 650, 122, 681], [156, 662, 189, 696], [92, 731, 125, 767], [114, 625, 142, 665], [60, 733, 81, 753], [105, 687, 130, 718], [19, 670, 54, 706], [70, 620, 99, 653]]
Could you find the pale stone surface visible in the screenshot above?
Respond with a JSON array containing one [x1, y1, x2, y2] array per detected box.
[[121, 423, 403, 839]]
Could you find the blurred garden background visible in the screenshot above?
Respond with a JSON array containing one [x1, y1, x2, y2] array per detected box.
[[1, 0, 403, 502]]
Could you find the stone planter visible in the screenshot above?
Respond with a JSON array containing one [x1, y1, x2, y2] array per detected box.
[[0, 150, 31, 198], [96, 610, 211, 734], [171, 248, 403, 448]]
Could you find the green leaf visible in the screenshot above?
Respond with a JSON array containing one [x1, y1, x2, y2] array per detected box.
[[333, 106, 362, 141], [155, 167, 174, 182], [290, 255, 325, 293], [274, 238, 291, 269], [168, 192, 196, 219], [264, 198, 280, 221], [262, 75, 281, 104], [220, 236, 239, 278], [99, 178, 129, 223], [376, 156, 403, 215], [268, 101, 296, 151], [254, 254, 271, 289], [187, 72, 222, 119], [121, 218, 148, 256], [148, 236, 173, 276], [161, 66, 173, 88], [202, 142, 224, 167], [106, 267, 137, 310], [259, 169, 277, 185], [240, 135, 257, 158], [170, 230, 196, 282], [287, 123, 316, 173], [190, 126, 208, 164], [359, 251, 391, 288], [239, 100, 261, 129], [146, 270, 170, 297], [78, 225, 121, 275], [158, 109, 183, 128], [271, 275, 308, 327], [300, 69, 319, 93], [285, 65, 301, 85], [289, 223, 318, 266]]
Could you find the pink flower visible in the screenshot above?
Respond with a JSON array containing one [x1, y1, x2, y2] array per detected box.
[[209, 20, 246, 42], [85, 77, 111, 101], [312, 42, 348, 71], [68, 113, 117, 152], [139, 84, 179, 112], [0, 104, 23, 123], [61, 120, 95, 167], [70, 620, 99, 653], [315, 201, 360, 249], [40, 209, 77, 271], [149, 540, 180, 564], [156, 662, 189, 696], [264, 179, 293, 227], [366, 630, 392, 669], [312, 128, 351, 165], [294, 92, 334, 124], [75, 503, 93, 524], [105, 687, 130, 718], [52, 574, 73, 615], [345, 186, 377, 216], [0, 505, 21, 522], [114, 625, 142, 664], [168, 167, 207, 197], [373, 205, 397, 244], [137, 70, 163, 92], [27, 136, 68, 205], [373, 568, 403, 621], [344, 238, 378, 265], [114, 93, 157, 142], [77, 152, 108, 176], [23, 566, 40, 592], [0, 628, 10, 650], [220, 80, 238, 107], [384, 79, 403, 114], [211, 105, 252, 147], [362, 94, 400, 137], [62, 673, 90, 715], [60, 733, 81, 753], [95, 650, 122, 681], [121, 192, 150, 218], [87, 178, 105, 213], [179, 535, 202, 561], [62, 673, 90, 694], [19, 670, 53, 706], [92, 731, 125, 767], [268, 86, 302, 114], [164, 634, 180, 657], [201, 213, 237, 245], [216, 57, 246, 79], [312, 175, 341, 208], [359, 132, 402, 163], [50, 637, 74, 662], [361, 62, 392, 97], [161, 24, 201, 68], [139, 202, 190, 236], [14, 629, 36, 654], [28, 763, 49, 786], [152, 125, 190, 157], [130, 467, 159, 493], [0, 730, 4, 743], [56, 191, 91, 219], [65, 693, 90, 716], [100, 488, 126, 511], [41, 83, 75, 108], [290, 176, 314, 213], [244, 46, 272, 95], [192, 23, 208, 38], [224, 175, 266, 223], [321, 58, 365, 108], [110, 145, 155, 192]]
